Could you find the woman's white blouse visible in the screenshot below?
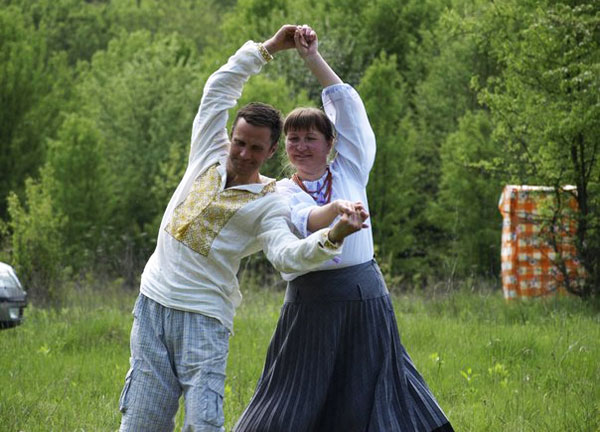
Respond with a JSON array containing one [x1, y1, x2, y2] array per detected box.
[[277, 84, 376, 281]]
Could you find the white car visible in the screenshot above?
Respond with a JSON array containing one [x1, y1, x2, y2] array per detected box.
[[0, 262, 27, 329]]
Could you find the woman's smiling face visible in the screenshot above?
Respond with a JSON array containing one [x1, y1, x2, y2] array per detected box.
[[285, 128, 332, 180]]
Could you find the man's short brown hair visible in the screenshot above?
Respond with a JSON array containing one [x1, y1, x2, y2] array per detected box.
[[232, 103, 283, 147]]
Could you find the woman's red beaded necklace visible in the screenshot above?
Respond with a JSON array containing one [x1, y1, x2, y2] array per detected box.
[[292, 167, 333, 204]]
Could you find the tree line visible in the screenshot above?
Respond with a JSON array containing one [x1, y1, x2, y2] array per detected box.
[[1, 0, 598, 300]]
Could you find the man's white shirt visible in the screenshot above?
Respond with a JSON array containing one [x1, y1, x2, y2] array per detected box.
[[140, 41, 341, 333]]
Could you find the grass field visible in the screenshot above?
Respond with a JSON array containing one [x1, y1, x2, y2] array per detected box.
[[1, 284, 599, 431]]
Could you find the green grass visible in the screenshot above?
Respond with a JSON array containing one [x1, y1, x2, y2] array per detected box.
[[1, 286, 599, 431]]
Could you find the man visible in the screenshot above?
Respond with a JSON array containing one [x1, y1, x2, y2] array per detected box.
[[118, 25, 367, 432]]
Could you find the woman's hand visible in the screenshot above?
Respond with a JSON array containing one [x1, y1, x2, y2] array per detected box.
[[294, 25, 318, 59], [263, 25, 300, 55], [293, 25, 342, 87]]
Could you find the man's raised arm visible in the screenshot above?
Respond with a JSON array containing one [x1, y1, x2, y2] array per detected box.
[[189, 25, 298, 164]]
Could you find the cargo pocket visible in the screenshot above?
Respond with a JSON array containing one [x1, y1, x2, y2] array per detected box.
[[202, 372, 225, 427], [119, 360, 136, 414], [132, 294, 144, 319]]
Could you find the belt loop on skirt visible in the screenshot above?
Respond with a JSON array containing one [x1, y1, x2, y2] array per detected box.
[[357, 284, 363, 300]]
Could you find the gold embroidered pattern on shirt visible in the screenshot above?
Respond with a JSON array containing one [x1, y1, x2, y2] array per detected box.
[[165, 164, 275, 256]]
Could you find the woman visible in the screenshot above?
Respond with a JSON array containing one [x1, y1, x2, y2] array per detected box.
[[234, 26, 454, 432]]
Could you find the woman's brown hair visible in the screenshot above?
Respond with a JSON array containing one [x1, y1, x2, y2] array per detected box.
[[283, 107, 335, 142]]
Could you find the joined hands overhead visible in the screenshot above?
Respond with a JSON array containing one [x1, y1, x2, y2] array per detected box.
[[262, 24, 318, 58]]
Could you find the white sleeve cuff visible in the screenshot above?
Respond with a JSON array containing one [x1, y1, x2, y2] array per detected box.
[[317, 229, 342, 252]]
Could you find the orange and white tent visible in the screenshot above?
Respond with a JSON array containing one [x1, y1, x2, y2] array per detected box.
[[498, 185, 584, 299]]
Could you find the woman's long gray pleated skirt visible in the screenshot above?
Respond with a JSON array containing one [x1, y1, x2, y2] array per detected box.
[[234, 260, 454, 432]]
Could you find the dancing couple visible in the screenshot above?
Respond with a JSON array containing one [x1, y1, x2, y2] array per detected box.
[[119, 24, 453, 432]]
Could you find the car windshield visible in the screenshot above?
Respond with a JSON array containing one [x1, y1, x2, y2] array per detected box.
[[0, 276, 20, 290], [0, 265, 23, 295]]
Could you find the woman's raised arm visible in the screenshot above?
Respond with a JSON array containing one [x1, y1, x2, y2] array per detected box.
[[294, 26, 342, 88]]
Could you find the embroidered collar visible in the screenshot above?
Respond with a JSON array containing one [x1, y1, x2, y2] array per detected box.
[[216, 159, 276, 194]]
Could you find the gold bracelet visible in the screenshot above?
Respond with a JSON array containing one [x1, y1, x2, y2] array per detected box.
[[319, 229, 342, 250], [256, 42, 274, 63]]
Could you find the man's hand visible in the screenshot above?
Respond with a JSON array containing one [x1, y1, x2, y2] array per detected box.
[[327, 205, 369, 244], [263, 25, 298, 55]]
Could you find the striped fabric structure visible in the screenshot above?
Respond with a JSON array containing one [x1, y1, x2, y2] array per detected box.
[[498, 185, 583, 299], [234, 261, 453, 432]]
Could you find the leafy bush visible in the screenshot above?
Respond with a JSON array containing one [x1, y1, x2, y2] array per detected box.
[[7, 169, 66, 302]]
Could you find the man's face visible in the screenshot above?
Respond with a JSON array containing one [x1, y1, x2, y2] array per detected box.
[[227, 118, 277, 183]]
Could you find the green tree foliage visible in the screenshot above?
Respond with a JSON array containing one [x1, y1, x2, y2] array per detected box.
[[219, 0, 451, 96], [106, 0, 226, 55], [1, 0, 598, 297], [218, 0, 369, 96], [412, 0, 503, 278], [430, 111, 504, 277], [369, 1, 477, 278], [21, 0, 111, 65], [45, 114, 107, 266], [64, 31, 205, 276], [363, 0, 451, 83], [359, 53, 422, 280], [7, 169, 65, 302], [0, 5, 70, 218], [481, 1, 600, 295]]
